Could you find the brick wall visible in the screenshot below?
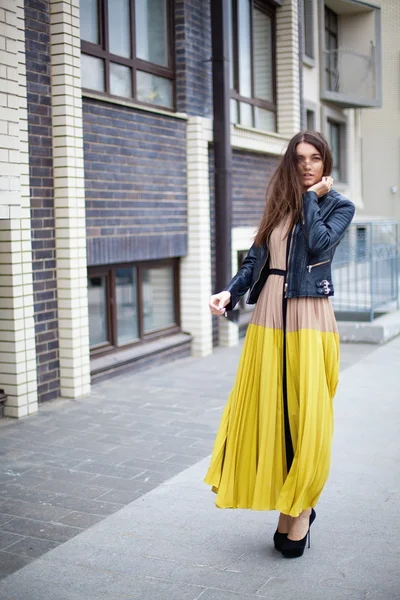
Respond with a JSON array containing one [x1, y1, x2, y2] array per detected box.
[[231, 149, 280, 228], [83, 99, 188, 266], [209, 147, 279, 345], [25, 0, 60, 403], [175, 0, 212, 117]]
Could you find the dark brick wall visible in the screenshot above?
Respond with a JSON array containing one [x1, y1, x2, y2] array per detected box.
[[209, 147, 280, 345], [175, 0, 212, 117], [83, 99, 188, 266], [232, 150, 280, 228], [25, 0, 60, 403]]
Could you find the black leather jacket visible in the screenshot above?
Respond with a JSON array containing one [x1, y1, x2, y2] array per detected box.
[[225, 190, 355, 311]]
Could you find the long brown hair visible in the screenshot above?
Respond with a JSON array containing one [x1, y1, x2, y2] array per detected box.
[[254, 131, 333, 246]]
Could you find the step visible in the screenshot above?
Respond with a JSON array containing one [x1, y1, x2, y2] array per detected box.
[[338, 310, 400, 344]]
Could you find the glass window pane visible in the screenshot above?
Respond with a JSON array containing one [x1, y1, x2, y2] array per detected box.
[[108, 0, 131, 58], [239, 101, 253, 127], [88, 275, 108, 347], [136, 0, 168, 66], [143, 266, 175, 333], [254, 107, 275, 132], [253, 8, 273, 103], [303, 0, 314, 58], [330, 10, 338, 34], [329, 121, 341, 180], [116, 268, 139, 345], [230, 98, 238, 124], [228, 0, 234, 88], [306, 109, 315, 130], [238, 0, 252, 98], [80, 0, 99, 44], [136, 71, 173, 108], [110, 63, 132, 98], [81, 54, 105, 92]]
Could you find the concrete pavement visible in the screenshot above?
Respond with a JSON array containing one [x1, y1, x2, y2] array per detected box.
[[0, 339, 399, 599]]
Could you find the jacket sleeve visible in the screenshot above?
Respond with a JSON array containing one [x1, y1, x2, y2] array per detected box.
[[302, 191, 355, 255], [223, 243, 258, 311]]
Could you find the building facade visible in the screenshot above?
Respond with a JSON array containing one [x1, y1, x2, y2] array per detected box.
[[0, 0, 383, 417], [359, 0, 400, 219]]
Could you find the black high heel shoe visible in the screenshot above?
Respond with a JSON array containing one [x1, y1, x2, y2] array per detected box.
[[281, 508, 316, 559], [273, 530, 288, 552]]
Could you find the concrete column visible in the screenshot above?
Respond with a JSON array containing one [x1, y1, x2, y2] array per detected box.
[[0, 0, 38, 417], [276, 0, 301, 137], [346, 109, 363, 210], [180, 117, 213, 357], [218, 317, 239, 347], [50, 0, 90, 398]]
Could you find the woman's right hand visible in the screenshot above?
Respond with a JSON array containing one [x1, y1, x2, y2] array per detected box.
[[209, 291, 231, 316], [308, 176, 334, 197]]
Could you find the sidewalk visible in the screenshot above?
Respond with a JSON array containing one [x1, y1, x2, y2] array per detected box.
[[0, 339, 399, 599]]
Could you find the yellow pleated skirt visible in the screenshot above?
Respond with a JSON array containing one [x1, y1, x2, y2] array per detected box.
[[204, 221, 340, 517]]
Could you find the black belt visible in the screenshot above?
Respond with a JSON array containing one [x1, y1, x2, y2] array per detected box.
[[269, 268, 287, 277]]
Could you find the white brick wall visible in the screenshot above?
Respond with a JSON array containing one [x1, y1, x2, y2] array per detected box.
[[50, 0, 90, 398], [0, 1, 38, 417], [0, 1, 22, 214], [231, 124, 288, 155], [180, 117, 213, 357], [276, 0, 301, 137]]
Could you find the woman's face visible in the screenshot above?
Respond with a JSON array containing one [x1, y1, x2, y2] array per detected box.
[[295, 142, 324, 190]]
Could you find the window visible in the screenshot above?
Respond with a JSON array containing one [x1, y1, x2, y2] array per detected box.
[[325, 5, 339, 92], [229, 0, 276, 132], [306, 109, 315, 131], [88, 260, 179, 353], [327, 119, 344, 181], [303, 0, 314, 60], [80, 0, 174, 109]]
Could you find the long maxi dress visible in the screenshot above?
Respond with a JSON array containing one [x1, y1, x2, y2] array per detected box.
[[204, 218, 340, 517]]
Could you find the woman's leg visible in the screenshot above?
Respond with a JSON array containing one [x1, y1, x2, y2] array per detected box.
[[277, 512, 293, 534], [287, 508, 312, 540]]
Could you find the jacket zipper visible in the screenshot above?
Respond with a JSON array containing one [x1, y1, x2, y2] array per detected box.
[[284, 226, 296, 297], [248, 252, 269, 298], [306, 259, 330, 273]]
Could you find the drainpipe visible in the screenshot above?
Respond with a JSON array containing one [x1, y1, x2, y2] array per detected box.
[[298, 0, 305, 130], [211, 0, 232, 294]]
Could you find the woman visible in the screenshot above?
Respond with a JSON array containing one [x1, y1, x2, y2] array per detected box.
[[204, 131, 355, 559]]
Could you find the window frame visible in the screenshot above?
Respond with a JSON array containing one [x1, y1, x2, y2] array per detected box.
[[80, 0, 176, 110], [88, 258, 180, 356], [327, 118, 346, 183], [302, 0, 315, 61], [324, 5, 339, 92], [87, 269, 114, 352], [230, 0, 277, 130]]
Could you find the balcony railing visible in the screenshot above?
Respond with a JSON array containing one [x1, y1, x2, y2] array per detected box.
[[331, 221, 400, 321], [323, 44, 380, 108]]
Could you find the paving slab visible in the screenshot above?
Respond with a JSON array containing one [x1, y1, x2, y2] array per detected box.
[[0, 337, 398, 598]]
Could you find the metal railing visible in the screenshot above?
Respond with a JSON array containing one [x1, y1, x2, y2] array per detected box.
[[331, 221, 400, 321], [325, 44, 376, 99]]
